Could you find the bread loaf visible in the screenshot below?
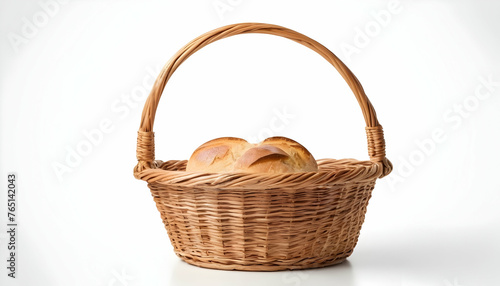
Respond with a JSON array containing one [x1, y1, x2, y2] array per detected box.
[[186, 136, 318, 173]]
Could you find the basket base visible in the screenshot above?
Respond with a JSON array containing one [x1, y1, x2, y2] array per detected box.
[[176, 253, 350, 271]]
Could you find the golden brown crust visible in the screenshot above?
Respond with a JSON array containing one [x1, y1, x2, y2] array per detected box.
[[191, 137, 248, 152], [186, 136, 318, 173], [233, 145, 288, 170], [186, 137, 251, 172], [262, 137, 318, 172]]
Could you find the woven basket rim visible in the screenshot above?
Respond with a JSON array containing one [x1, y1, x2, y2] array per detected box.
[[139, 158, 383, 189]]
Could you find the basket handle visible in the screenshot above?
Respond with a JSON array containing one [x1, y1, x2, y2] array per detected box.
[[135, 23, 392, 178]]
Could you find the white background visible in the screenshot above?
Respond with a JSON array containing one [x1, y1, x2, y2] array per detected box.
[[1, 0, 500, 285]]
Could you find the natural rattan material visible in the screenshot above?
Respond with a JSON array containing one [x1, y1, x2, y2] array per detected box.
[[134, 23, 392, 271]]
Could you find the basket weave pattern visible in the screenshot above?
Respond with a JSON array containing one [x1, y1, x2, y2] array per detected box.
[[134, 23, 392, 271]]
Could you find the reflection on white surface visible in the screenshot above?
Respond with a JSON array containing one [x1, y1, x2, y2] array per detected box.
[[161, 225, 500, 286], [169, 259, 354, 286]]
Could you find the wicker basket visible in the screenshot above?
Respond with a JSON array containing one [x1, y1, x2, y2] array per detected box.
[[134, 23, 392, 271]]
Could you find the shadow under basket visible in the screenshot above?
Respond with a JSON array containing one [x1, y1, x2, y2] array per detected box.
[[133, 23, 392, 271]]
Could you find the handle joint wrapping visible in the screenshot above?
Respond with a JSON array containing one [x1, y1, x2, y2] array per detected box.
[[134, 131, 155, 177], [366, 126, 392, 177]]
